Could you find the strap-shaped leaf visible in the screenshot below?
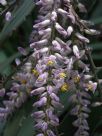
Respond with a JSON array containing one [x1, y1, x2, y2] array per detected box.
[[89, 43, 102, 60], [3, 99, 34, 136], [17, 116, 34, 136]]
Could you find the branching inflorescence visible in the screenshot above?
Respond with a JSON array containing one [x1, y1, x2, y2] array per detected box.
[[0, 0, 101, 136]]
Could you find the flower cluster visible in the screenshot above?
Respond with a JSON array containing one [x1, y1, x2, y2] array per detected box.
[[0, 0, 100, 136]]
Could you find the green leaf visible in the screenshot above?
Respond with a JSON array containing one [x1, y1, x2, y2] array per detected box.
[[89, 43, 102, 60], [0, 0, 35, 43], [0, 52, 20, 74], [58, 91, 73, 116], [90, 43, 102, 50], [3, 99, 34, 136], [0, 122, 6, 135], [0, 50, 11, 75], [89, 106, 102, 136], [17, 116, 34, 136], [92, 17, 102, 24], [89, 0, 102, 24], [58, 91, 76, 136], [0, 47, 30, 76], [3, 109, 26, 136]]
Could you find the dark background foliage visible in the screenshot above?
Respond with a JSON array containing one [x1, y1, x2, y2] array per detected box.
[[0, 0, 102, 136]]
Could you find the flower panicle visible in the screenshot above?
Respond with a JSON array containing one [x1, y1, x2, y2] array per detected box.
[[0, 0, 100, 136]]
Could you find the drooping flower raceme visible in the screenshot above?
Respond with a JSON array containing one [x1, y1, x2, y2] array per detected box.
[[0, 0, 100, 136]]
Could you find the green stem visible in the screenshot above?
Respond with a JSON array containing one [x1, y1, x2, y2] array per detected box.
[[85, 44, 102, 100]]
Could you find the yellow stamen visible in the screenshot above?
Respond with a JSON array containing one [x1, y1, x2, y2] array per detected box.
[[27, 88, 31, 94], [60, 83, 69, 92], [21, 80, 27, 84], [38, 77, 43, 81], [59, 73, 66, 78], [87, 84, 93, 91], [47, 60, 54, 66], [73, 76, 80, 83], [19, 91, 23, 96], [32, 69, 39, 76]]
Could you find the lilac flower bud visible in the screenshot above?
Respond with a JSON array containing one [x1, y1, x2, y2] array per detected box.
[[40, 92, 47, 98], [31, 87, 46, 96], [0, 0, 7, 6], [57, 8, 68, 16], [0, 88, 5, 97], [33, 19, 50, 28], [75, 32, 90, 43], [18, 47, 28, 56], [47, 85, 53, 94], [35, 120, 48, 131], [39, 28, 51, 35], [10, 83, 20, 91], [35, 0, 42, 5], [67, 58, 73, 70], [36, 134, 44, 136], [15, 58, 21, 66], [31, 111, 45, 119], [46, 107, 53, 117], [40, 47, 49, 53], [55, 53, 64, 61], [24, 62, 32, 72], [51, 11, 57, 21], [84, 29, 100, 35], [64, 0, 71, 2], [50, 114, 59, 124], [52, 40, 61, 51], [50, 93, 60, 102], [35, 72, 48, 87], [67, 26, 73, 36], [84, 75, 92, 80], [0, 107, 9, 113], [41, 121, 48, 131], [92, 102, 102, 107], [30, 39, 48, 48], [55, 23, 68, 37], [5, 11, 12, 21], [50, 118, 59, 126], [47, 130, 56, 136], [73, 45, 80, 59], [33, 97, 47, 107]]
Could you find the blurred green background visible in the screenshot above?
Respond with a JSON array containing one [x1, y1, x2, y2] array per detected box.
[[0, 0, 102, 136]]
